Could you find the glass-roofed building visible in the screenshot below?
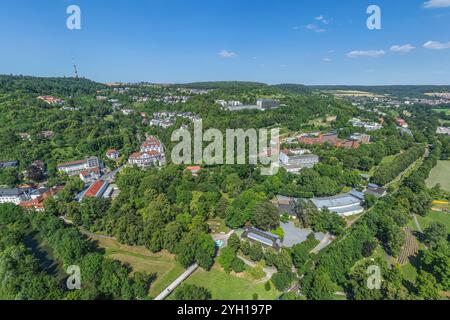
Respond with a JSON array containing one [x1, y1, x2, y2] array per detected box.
[[241, 227, 282, 250]]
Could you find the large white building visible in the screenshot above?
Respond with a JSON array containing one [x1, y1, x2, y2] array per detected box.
[[57, 157, 101, 176], [310, 190, 365, 217], [128, 136, 166, 168], [0, 188, 31, 205], [279, 149, 319, 174], [257, 99, 280, 110]]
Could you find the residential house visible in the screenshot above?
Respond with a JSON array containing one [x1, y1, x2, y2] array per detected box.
[[37, 96, 65, 105], [186, 166, 201, 176], [79, 167, 101, 184], [396, 118, 409, 128], [106, 149, 120, 160]]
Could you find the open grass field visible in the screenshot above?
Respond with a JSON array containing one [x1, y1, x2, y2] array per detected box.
[[367, 154, 398, 177], [89, 235, 185, 298], [171, 264, 281, 300], [426, 161, 450, 192], [416, 211, 450, 234]]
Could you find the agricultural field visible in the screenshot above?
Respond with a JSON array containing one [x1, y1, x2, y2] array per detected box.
[[426, 161, 450, 192], [171, 264, 281, 300], [89, 235, 185, 298], [326, 90, 384, 98]]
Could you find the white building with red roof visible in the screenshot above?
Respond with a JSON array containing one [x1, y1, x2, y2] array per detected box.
[[79, 167, 101, 183], [186, 166, 201, 176], [128, 136, 165, 168], [106, 149, 120, 160]]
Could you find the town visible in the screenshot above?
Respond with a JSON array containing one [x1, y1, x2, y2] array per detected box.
[[1, 0, 450, 307]]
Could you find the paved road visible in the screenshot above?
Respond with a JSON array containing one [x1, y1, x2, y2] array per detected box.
[[101, 165, 126, 182], [154, 264, 199, 300], [310, 233, 334, 254]]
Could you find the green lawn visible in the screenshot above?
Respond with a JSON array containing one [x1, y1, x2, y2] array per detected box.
[[433, 109, 450, 116], [171, 265, 281, 300], [426, 161, 450, 192], [415, 211, 450, 234], [89, 235, 185, 298], [401, 262, 418, 284], [368, 154, 398, 176]]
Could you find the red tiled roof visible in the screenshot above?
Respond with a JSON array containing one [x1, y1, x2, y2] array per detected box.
[[130, 151, 161, 159], [84, 181, 106, 198], [106, 149, 118, 155], [58, 159, 86, 168], [20, 187, 63, 210], [142, 136, 162, 147], [80, 167, 100, 177]]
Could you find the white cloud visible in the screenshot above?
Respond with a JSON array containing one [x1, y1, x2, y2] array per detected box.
[[346, 50, 386, 58], [424, 0, 450, 8], [218, 50, 237, 58], [306, 24, 326, 33], [390, 44, 415, 53], [423, 40, 450, 49], [323, 58, 332, 62], [315, 15, 330, 24]]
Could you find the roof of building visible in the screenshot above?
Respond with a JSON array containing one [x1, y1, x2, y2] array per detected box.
[[129, 151, 161, 159], [80, 167, 100, 178], [310, 192, 362, 210], [141, 136, 162, 147], [106, 149, 119, 155], [0, 160, 19, 168], [0, 188, 27, 197], [57, 159, 86, 168], [84, 181, 107, 198], [242, 227, 281, 248]]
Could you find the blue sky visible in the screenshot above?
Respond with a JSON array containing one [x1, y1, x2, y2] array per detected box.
[[0, 0, 450, 85]]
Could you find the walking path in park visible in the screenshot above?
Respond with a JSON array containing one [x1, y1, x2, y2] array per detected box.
[[310, 233, 334, 254], [154, 264, 199, 300], [238, 255, 277, 284], [412, 214, 423, 233]]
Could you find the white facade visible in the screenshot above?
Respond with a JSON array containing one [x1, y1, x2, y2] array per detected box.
[[57, 157, 100, 176], [0, 189, 30, 205]]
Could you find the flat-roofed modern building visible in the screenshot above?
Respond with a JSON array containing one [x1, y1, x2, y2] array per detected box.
[[279, 149, 319, 173], [309, 190, 364, 217], [257, 99, 280, 110]]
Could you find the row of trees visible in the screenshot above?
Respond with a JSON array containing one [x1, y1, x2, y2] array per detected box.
[[372, 144, 425, 186]]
